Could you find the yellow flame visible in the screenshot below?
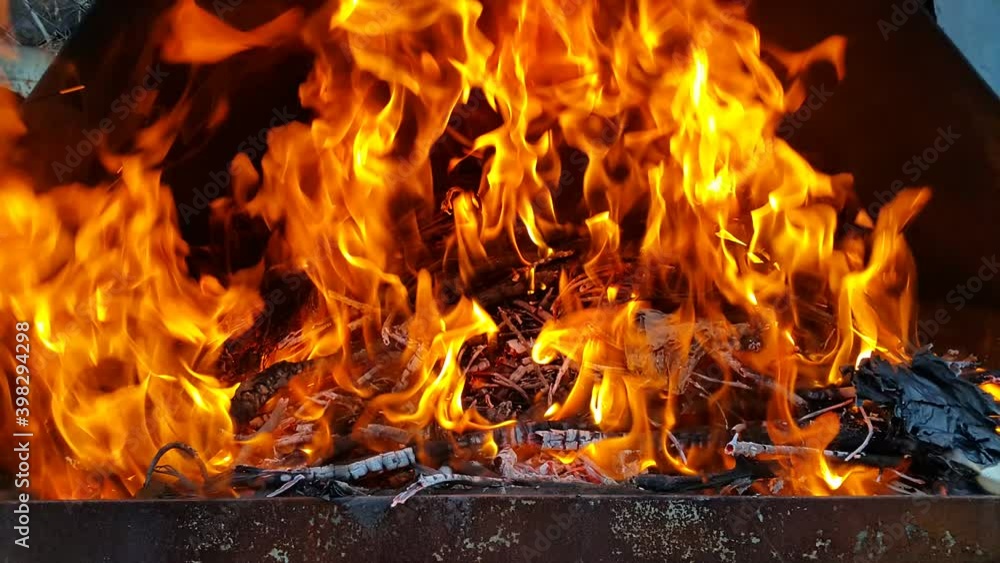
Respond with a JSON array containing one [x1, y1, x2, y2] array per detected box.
[[0, 0, 926, 498]]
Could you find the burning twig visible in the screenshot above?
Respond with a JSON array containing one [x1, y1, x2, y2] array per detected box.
[[723, 434, 903, 468], [142, 442, 210, 494], [234, 397, 289, 465], [633, 464, 769, 493], [230, 348, 386, 426], [356, 424, 412, 445], [693, 371, 753, 390], [844, 404, 874, 462], [797, 387, 857, 404], [274, 319, 336, 354], [885, 468, 926, 486], [664, 430, 690, 466], [797, 398, 854, 423], [463, 344, 488, 372], [534, 428, 610, 451], [496, 447, 545, 480], [941, 349, 981, 375], [238, 447, 417, 488], [548, 356, 572, 405], [474, 268, 563, 309], [513, 299, 554, 323], [499, 308, 529, 347], [721, 355, 806, 406], [884, 482, 925, 496], [725, 435, 854, 461], [237, 399, 288, 440], [488, 372, 532, 402], [274, 424, 316, 452], [461, 423, 617, 451], [392, 470, 508, 506], [496, 447, 617, 484], [266, 474, 306, 497]]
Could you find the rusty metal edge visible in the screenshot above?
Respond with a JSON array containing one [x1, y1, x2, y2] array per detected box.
[[1, 494, 997, 562]]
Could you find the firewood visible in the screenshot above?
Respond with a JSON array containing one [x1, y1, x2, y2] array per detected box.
[[230, 356, 331, 425], [459, 422, 620, 452], [633, 462, 771, 493], [234, 447, 417, 490], [723, 435, 904, 467], [390, 469, 511, 507], [218, 269, 318, 381], [465, 268, 563, 309], [140, 441, 213, 498], [230, 347, 402, 425]]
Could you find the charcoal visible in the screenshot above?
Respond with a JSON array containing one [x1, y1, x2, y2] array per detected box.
[[634, 461, 771, 493], [849, 352, 1000, 466]]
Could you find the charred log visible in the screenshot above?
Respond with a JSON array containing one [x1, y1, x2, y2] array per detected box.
[[229, 355, 329, 425], [634, 461, 772, 493]]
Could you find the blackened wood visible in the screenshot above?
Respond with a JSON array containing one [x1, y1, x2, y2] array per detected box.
[[230, 347, 401, 425], [633, 462, 772, 493], [230, 356, 327, 425], [217, 268, 316, 380]]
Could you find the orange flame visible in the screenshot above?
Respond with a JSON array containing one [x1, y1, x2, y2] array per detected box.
[[0, 0, 929, 498], [982, 383, 1000, 402]]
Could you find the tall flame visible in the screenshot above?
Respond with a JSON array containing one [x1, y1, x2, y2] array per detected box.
[[1, 0, 929, 497]]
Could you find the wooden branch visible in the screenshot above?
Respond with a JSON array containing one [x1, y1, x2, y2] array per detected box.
[[471, 268, 563, 309], [391, 472, 508, 506], [230, 347, 401, 426], [141, 441, 210, 496], [230, 356, 331, 425], [459, 423, 621, 452], [724, 435, 903, 467], [218, 270, 318, 381], [633, 463, 770, 493], [235, 447, 417, 491]]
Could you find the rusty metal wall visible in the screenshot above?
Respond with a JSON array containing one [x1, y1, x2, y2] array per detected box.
[[1, 494, 998, 562]]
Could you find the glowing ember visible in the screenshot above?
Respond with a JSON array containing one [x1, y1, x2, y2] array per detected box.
[[1, 0, 936, 498], [982, 383, 1000, 402]]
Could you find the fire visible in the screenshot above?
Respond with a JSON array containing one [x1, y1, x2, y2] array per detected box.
[[0, 0, 929, 498], [982, 383, 1000, 402], [0, 134, 260, 497], [370, 270, 506, 431]]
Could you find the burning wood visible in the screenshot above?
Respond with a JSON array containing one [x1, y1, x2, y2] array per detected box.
[[1, 0, 998, 505], [138, 291, 999, 500], [234, 447, 417, 487]]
